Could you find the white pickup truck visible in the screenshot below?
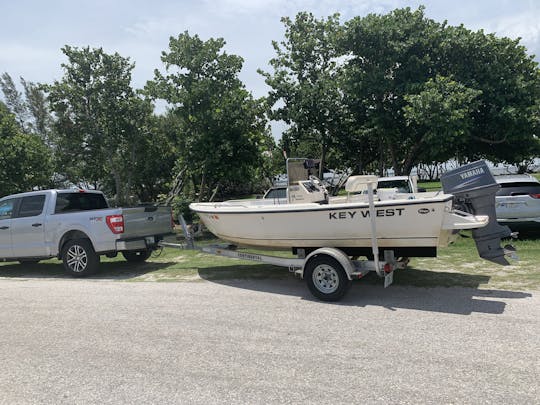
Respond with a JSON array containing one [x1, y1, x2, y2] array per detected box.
[[0, 189, 174, 276], [376, 175, 423, 193]]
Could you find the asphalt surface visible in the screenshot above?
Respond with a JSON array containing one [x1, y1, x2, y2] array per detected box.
[[0, 278, 538, 404]]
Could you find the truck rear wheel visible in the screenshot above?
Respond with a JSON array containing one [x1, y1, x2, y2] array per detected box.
[[62, 239, 99, 277], [122, 249, 151, 263], [305, 255, 352, 302]]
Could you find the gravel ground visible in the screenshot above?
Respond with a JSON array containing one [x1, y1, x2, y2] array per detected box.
[[0, 278, 538, 404]]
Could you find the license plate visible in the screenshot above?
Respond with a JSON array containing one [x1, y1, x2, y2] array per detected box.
[[145, 236, 155, 245]]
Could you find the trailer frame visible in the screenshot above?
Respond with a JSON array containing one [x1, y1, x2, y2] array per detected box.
[[160, 177, 407, 301]]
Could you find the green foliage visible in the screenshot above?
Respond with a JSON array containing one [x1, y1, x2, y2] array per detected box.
[[0, 103, 53, 196], [403, 75, 482, 164], [342, 7, 540, 173], [145, 32, 271, 201], [44, 46, 157, 204], [260, 13, 349, 176], [0, 73, 53, 143]]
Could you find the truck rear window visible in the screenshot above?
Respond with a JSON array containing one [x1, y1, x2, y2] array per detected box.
[[55, 193, 108, 213]]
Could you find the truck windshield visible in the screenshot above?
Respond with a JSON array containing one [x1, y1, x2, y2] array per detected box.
[[377, 180, 412, 193], [55, 192, 108, 213]]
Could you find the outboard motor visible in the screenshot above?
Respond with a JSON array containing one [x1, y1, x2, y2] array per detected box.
[[441, 160, 513, 265]]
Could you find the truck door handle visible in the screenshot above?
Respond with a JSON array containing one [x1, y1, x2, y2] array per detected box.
[[32, 223, 42, 227], [0, 226, 9, 230]]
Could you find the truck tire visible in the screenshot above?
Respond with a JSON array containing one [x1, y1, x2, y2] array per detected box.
[[304, 255, 352, 302], [62, 239, 99, 277], [122, 249, 152, 263]]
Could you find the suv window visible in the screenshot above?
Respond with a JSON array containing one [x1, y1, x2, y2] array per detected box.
[[18, 195, 46, 217], [55, 193, 108, 213], [496, 181, 540, 196]]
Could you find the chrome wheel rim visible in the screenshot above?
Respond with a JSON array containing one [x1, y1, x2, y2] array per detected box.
[[312, 264, 339, 294], [66, 245, 88, 273]]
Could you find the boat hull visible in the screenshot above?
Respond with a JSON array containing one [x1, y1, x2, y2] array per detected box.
[[190, 195, 476, 253]]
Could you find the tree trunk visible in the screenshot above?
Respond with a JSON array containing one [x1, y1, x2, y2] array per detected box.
[[164, 167, 187, 206], [198, 167, 207, 202], [112, 168, 123, 206], [319, 143, 327, 179], [378, 135, 385, 176], [209, 183, 220, 202], [401, 140, 423, 176]]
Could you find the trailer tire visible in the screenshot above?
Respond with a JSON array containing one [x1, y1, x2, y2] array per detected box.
[[122, 249, 151, 263], [62, 239, 99, 277], [305, 255, 352, 301]]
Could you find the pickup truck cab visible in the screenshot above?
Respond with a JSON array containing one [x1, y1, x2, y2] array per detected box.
[[376, 175, 421, 193], [0, 189, 174, 276]]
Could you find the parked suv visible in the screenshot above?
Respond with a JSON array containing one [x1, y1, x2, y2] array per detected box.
[[495, 174, 540, 231]]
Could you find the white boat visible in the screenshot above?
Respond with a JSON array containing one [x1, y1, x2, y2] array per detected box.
[[190, 159, 504, 260]]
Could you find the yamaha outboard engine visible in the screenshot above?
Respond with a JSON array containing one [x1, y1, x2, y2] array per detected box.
[[441, 160, 513, 265]]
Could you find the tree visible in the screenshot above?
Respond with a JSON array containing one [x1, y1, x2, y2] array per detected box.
[[438, 25, 540, 165], [343, 7, 450, 175], [342, 7, 540, 174], [44, 46, 153, 204], [0, 73, 53, 143], [402, 75, 482, 167], [128, 113, 177, 202], [260, 13, 348, 178], [145, 32, 270, 202], [0, 102, 53, 196], [0, 73, 27, 129]]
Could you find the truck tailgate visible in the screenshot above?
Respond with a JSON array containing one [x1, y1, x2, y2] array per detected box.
[[121, 206, 172, 239]]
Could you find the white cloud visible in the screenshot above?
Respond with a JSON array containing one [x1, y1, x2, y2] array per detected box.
[[484, 12, 540, 44], [0, 43, 64, 83]]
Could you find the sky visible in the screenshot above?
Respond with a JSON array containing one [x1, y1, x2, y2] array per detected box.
[[2, 0, 540, 138]]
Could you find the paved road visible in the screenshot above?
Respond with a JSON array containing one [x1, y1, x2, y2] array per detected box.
[[0, 278, 538, 404]]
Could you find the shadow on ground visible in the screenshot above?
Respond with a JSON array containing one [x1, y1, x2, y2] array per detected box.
[[198, 264, 532, 316], [0, 260, 176, 280]]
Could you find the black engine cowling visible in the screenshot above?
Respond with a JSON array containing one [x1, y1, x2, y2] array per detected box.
[[441, 160, 512, 265]]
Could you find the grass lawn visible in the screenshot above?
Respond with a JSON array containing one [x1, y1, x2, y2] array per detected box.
[[2, 232, 538, 292]]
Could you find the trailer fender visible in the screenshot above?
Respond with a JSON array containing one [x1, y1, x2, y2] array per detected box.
[[303, 248, 354, 280]]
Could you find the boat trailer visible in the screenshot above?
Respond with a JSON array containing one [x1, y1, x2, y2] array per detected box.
[[161, 161, 517, 302], [161, 176, 405, 302]]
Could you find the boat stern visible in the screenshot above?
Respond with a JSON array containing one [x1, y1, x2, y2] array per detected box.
[[441, 160, 514, 265]]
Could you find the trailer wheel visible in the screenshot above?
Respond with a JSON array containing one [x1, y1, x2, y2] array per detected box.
[[305, 255, 352, 302], [122, 249, 151, 263], [62, 239, 99, 277]]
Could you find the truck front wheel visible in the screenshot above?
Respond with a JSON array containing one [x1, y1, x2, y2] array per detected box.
[[62, 239, 99, 277], [122, 249, 151, 263]]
